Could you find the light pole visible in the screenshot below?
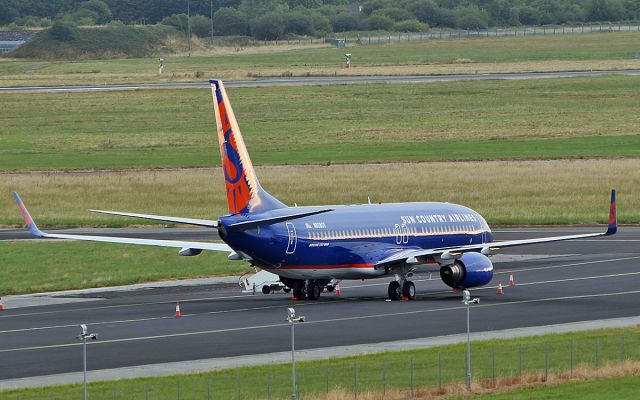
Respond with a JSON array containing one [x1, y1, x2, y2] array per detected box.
[[77, 324, 98, 400], [286, 307, 305, 400], [187, 0, 192, 56], [462, 290, 479, 390]]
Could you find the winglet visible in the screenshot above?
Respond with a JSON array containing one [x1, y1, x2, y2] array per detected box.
[[12, 192, 45, 237], [606, 189, 617, 236]]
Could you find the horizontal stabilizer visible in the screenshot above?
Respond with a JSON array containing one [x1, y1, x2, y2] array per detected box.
[[228, 209, 333, 230], [90, 209, 218, 228]]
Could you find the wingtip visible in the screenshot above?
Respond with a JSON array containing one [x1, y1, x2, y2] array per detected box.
[[606, 188, 617, 236], [12, 192, 44, 237]]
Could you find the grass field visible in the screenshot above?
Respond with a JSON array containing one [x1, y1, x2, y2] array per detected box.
[[1, 32, 639, 86], [1, 76, 639, 171], [2, 326, 639, 399], [457, 375, 640, 400], [1, 159, 638, 228], [0, 241, 242, 295]]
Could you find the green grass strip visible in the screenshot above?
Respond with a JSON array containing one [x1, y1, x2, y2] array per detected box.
[[2, 326, 639, 399]]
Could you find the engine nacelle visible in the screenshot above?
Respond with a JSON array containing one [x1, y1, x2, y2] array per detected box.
[[439, 252, 493, 289]]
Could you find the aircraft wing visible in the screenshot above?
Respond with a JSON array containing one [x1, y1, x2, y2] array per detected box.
[[90, 209, 218, 227], [13, 192, 232, 253], [376, 190, 617, 268]]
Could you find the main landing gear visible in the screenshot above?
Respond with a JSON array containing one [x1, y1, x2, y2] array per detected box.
[[285, 279, 330, 301], [388, 273, 416, 301]]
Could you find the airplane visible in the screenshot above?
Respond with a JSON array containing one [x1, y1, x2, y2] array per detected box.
[[13, 79, 618, 301]]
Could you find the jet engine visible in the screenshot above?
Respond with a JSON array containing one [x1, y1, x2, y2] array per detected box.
[[439, 252, 493, 289]]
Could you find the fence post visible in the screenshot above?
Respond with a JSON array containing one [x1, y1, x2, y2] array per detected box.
[[570, 340, 574, 376], [544, 343, 548, 380], [382, 362, 387, 395], [208, 377, 212, 400], [177, 381, 180, 400], [237, 373, 241, 400], [410, 357, 414, 399], [621, 335, 625, 365], [326, 366, 329, 393], [354, 362, 357, 399], [146, 383, 149, 400], [518, 345, 522, 379], [113, 386, 117, 400], [438, 352, 442, 389], [267, 372, 271, 400], [492, 349, 496, 386]]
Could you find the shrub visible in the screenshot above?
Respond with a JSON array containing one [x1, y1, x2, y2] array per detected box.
[[48, 21, 79, 42], [250, 12, 285, 40], [213, 8, 249, 36], [393, 19, 429, 32]]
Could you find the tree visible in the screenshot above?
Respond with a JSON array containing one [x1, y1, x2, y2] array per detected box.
[[48, 20, 79, 41], [310, 12, 332, 35], [283, 11, 313, 35], [330, 12, 360, 31], [190, 14, 211, 37], [406, 0, 438, 24], [364, 14, 394, 30], [161, 13, 189, 35], [213, 7, 249, 36], [250, 12, 285, 39], [0, 3, 18, 25], [372, 7, 415, 21], [586, 0, 625, 22], [79, 0, 112, 24], [393, 19, 428, 31], [454, 5, 488, 29]]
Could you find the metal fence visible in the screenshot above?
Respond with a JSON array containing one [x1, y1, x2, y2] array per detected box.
[[2, 332, 639, 399], [211, 23, 640, 47]]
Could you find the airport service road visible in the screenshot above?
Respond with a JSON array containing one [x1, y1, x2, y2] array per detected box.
[[1, 70, 640, 93], [0, 227, 639, 382]]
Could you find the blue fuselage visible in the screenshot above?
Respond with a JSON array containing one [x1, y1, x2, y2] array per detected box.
[[220, 202, 493, 280]]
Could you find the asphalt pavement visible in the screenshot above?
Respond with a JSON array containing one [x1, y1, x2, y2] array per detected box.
[[1, 70, 639, 93], [1, 226, 639, 388]]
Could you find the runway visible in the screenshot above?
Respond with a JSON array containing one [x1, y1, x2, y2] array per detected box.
[[1, 226, 639, 387], [1, 69, 639, 93]]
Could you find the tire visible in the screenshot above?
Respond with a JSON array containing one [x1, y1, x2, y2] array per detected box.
[[388, 281, 402, 300], [293, 281, 306, 300], [402, 281, 416, 300], [308, 281, 322, 300], [262, 285, 271, 295], [325, 285, 335, 293]]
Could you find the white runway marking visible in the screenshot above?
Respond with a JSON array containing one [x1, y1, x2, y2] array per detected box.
[[2, 288, 640, 354]]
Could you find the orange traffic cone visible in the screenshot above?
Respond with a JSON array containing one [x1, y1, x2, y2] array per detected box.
[[335, 283, 341, 296], [175, 301, 182, 317], [497, 281, 504, 295], [509, 272, 516, 286], [0, 297, 4, 311]]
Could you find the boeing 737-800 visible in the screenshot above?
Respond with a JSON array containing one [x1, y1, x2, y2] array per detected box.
[[13, 80, 618, 301]]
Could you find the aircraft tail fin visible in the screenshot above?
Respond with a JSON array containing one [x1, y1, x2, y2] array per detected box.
[[210, 80, 286, 215]]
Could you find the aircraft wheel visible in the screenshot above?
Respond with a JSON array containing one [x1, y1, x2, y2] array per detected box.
[[402, 281, 416, 300], [388, 281, 402, 301], [262, 285, 271, 295], [308, 281, 322, 300], [293, 281, 306, 300], [283, 287, 291, 293]]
